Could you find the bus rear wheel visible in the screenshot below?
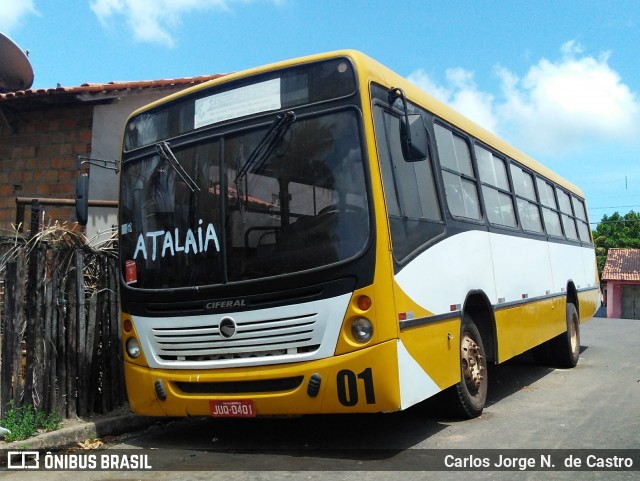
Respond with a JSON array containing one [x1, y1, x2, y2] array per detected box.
[[555, 303, 581, 368], [451, 322, 488, 419], [533, 303, 580, 368]]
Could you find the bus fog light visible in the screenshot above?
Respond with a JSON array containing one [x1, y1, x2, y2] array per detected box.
[[126, 338, 141, 358], [351, 317, 373, 343]]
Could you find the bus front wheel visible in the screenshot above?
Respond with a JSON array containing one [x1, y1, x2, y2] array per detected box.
[[451, 321, 488, 419]]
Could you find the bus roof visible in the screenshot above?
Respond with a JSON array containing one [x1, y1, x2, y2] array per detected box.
[[130, 49, 584, 198], [343, 50, 584, 198]]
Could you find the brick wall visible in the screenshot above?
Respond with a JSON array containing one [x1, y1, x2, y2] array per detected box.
[[0, 103, 93, 233]]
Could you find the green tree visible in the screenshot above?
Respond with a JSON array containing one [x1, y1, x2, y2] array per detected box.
[[592, 211, 640, 276]]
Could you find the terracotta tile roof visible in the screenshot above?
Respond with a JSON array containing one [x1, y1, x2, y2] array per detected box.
[[0, 74, 226, 101], [601, 248, 640, 281]]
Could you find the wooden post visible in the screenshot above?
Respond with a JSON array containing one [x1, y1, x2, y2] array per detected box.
[[15, 202, 25, 233], [1, 260, 20, 417], [24, 245, 45, 410], [1, 260, 16, 417], [76, 251, 87, 416], [100, 256, 116, 412], [29, 199, 40, 237], [13, 254, 27, 406], [109, 256, 125, 406], [85, 292, 98, 414], [56, 248, 68, 418], [43, 253, 54, 413], [53, 247, 66, 418], [65, 252, 80, 417]]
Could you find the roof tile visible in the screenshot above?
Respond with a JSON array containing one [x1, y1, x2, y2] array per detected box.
[[601, 248, 640, 281], [0, 74, 226, 101]]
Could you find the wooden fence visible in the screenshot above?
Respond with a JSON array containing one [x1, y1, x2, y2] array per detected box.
[[0, 234, 125, 419]]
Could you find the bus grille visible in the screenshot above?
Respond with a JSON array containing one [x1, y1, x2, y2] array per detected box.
[[150, 312, 321, 362]]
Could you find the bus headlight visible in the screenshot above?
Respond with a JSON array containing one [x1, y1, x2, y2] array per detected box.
[[126, 338, 141, 359], [351, 317, 373, 343]]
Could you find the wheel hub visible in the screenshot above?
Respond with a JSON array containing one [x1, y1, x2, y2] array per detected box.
[[570, 317, 578, 353], [461, 335, 485, 391]]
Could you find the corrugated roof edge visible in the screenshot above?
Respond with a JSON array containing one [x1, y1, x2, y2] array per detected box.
[[0, 74, 227, 100]]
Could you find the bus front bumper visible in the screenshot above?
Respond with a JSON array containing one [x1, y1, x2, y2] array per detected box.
[[124, 339, 403, 417]]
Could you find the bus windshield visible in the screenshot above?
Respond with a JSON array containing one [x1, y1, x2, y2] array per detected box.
[[119, 108, 369, 289]]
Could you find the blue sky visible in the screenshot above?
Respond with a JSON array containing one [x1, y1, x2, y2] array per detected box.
[[2, 0, 640, 226]]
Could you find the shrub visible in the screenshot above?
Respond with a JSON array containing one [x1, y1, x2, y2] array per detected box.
[[1, 401, 62, 442]]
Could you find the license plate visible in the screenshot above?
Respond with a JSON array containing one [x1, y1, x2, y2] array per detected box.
[[209, 399, 256, 418]]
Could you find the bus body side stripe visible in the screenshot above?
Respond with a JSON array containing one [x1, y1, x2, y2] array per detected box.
[[397, 340, 441, 409], [395, 230, 597, 316], [398, 287, 599, 331]]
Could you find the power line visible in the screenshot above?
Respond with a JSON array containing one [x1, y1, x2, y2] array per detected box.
[[590, 205, 640, 210], [589, 194, 640, 200]]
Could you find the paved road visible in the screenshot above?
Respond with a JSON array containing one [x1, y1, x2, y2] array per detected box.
[[4, 316, 639, 480]]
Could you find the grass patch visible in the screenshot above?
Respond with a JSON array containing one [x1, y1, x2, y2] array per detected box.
[[1, 401, 62, 442]]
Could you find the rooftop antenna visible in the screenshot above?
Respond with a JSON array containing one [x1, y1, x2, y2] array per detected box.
[[0, 32, 34, 92]]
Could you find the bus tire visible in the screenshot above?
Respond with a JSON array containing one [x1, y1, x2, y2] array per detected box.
[[451, 321, 488, 419], [533, 303, 580, 368], [553, 303, 581, 368]]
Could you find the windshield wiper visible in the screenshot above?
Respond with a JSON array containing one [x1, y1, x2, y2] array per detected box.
[[234, 110, 296, 186], [155, 141, 200, 192]]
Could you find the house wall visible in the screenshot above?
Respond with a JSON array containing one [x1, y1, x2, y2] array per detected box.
[[607, 280, 622, 318], [606, 280, 640, 318], [0, 103, 93, 233], [86, 90, 176, 242], [0, 87, 191, 240]]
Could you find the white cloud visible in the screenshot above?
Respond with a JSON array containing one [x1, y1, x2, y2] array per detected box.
[[406, 69, 451, 104], [0, 0, 38, 33], [498, 42, 640, 154], [408, 67, 498, 135], [90, 0, 275, 47], [408, 41, 640, 156]]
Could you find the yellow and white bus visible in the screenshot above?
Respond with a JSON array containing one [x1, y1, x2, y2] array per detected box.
[[118, 50, 599, 419]]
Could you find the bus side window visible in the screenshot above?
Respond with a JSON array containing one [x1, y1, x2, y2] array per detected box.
[[572, 196, 592, 243], [537, 177, 563, 237], [475, 145, 516, 228], [374, 105, 444, 261], [557, 188, 579, 240], [511, 163, 544, 233], [434, 124, 482, 221]]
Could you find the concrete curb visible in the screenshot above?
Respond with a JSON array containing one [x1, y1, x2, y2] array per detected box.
[[2, 413, 161, 451]]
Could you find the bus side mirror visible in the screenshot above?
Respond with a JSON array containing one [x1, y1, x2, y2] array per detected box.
[[76, 173, 89, 226], [400, 113, 428, 161]]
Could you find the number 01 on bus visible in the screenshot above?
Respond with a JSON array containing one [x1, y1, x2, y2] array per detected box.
[[117, 50, 599, 419]]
